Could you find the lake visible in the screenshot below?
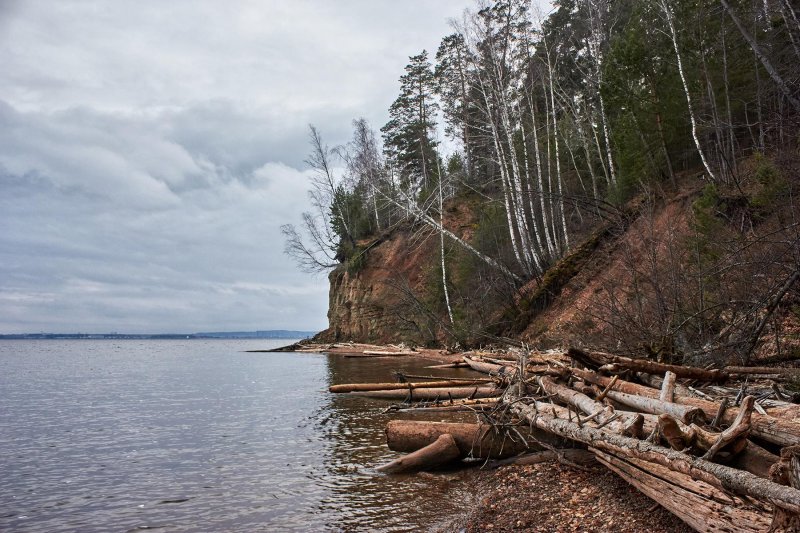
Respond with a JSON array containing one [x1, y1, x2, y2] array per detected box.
[[0, 339, 484, 532]]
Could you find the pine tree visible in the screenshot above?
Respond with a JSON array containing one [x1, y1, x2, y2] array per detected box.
[[381, 51, 440, 197]]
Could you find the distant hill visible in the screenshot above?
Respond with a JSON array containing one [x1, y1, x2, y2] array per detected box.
[[195, 330, 316, 339], [0, 330, 317, 340]]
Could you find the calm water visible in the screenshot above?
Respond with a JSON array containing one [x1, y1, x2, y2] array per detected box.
[[0, 339, 483, 532]]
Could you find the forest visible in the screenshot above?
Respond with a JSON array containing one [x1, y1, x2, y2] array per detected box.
[[283, 0, 800, 366]]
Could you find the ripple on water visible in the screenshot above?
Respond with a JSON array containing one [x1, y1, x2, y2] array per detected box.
[[0, 339, 485, 532]]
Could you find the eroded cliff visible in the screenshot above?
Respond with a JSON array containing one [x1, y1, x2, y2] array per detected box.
[[316, 168, 800, 361]]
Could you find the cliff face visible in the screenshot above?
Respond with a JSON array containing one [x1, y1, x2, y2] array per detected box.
[[316, 225, 440, 345], [315, 200, 481, 346], [317, 172, 800, 360]]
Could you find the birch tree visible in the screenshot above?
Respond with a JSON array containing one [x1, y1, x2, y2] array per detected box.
[[657, 0, 719, 183]]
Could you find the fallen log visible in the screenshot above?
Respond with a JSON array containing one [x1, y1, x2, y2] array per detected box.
[[568, 348, 728, 382], [538, 376, 652, 437], [376, 433, 461, 474], [569, 347, 800, 382], [571, 368, 800, 447], [731, 441, 781, 479], [771, 446, 800, 532], [391, 398, 499, 412], [329, 379, 490, 393], [385, 420, 557, 459], [506, 397, 800, 515], [660, 371, 677, 402], [637, 372, 699, 398], [395, 374, 492, 382], [656, 413, 777, 478], [361, 350, 417, 356], [726, 366, 800, 378], [425, 361, 471, 369], [603, 389, 707, 425], [463, 356, 513, 375], [348, 385, 499, 401], [593, 448, 772, 532]]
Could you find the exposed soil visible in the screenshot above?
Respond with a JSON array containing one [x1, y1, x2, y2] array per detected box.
[[457, 461, 693, 533]]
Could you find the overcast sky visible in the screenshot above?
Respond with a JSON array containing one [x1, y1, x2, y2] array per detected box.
[[1, 0, 504, 334], [2, 1, 561, 335]]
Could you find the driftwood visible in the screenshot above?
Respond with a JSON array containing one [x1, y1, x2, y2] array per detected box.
[[638, 372, 699, 398], [361, 350, 417, 356], [569, 347, 800, 382], [507, 398, 800, 515], [376, 433, 461, 474], [353, 343, 800, 530], [726, 366, 800, 378], [329, 379, 490, 393], [392, 400, 499, 412], [771, 446, 800, 532], [593, 448, 772, 532], [538, 376, 652, 437], [348, 385, 499, 401], [571, 368, 800, 447], [568, 348, 728, 382], [602, 388, 707, 425], [656, 398, 778, 479], [660, 371, 677, 402], [385, 420, 557, 459], [425, 361, 471, 369], [462, 356, 513, 375]]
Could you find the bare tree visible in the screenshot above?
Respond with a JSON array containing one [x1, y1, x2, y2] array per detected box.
[[281, 125, 349, 273]]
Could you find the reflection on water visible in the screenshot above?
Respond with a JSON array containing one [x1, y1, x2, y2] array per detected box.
[[319, 353, 484, 532], [0, 340, 485, 532]]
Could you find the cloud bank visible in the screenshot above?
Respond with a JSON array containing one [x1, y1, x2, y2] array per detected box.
[[0, 0, 470, 333]]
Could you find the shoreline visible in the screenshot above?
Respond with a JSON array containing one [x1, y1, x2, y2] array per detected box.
[[292, 341, 695, 531], [307, 341, 800, 531], [261, 340, 463, 364]]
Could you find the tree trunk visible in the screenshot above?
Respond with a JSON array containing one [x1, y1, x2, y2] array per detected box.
[[568, 347, 728, 382], [349, 385, 499, 401], [485, 449, 596, 469], [771, 447, 800, 531], [463, 356, 514, 375], [539, 376, 652, 437], [570, 369, 800, 447], [593, 448, 772, 532], [720, 0, 800, 113], [376, 433, 461, 474], [330, 379, 491, 393], [385, 420, 558, 459], [660, 371, 677, 402], [658, 0, 719, 182], [603, 389, 707, 425], [507, 399, 800, 514]]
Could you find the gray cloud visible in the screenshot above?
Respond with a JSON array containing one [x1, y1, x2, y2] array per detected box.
[[0, 0, 480, 333]]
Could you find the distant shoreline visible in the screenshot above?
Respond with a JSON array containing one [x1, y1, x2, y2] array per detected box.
[[0, 330, 317, 340]]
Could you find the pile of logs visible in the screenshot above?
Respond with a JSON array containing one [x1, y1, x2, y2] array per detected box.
[[330, 346, 800, 532]]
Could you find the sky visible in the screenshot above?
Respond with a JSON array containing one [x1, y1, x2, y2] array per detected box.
[[0, 0, 495, 334]]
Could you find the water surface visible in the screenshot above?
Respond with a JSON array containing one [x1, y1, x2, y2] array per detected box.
[[0, 339, 483, 532]]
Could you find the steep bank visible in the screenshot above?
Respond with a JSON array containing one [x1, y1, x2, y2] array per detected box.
[[315, 199, 483, 346], [316, 224, 439, 345], [316, 162, 800, 362]]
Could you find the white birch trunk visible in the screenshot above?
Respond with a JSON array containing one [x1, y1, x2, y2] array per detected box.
[[438, 170, 454, 325], [721, 0, 800, 112], [660, 0, 719, 182], [546, 49, 570, 252], [528, 91, 558, 260]]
